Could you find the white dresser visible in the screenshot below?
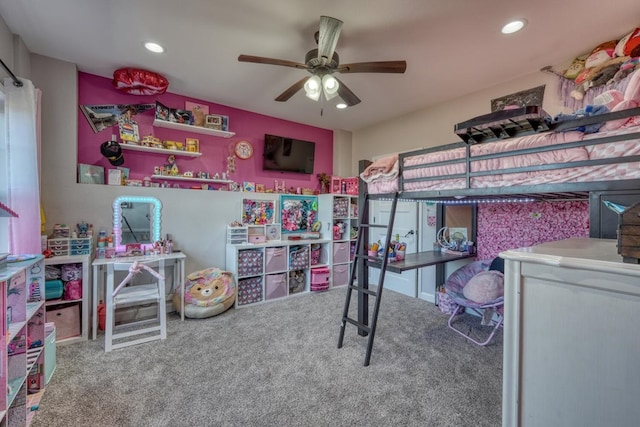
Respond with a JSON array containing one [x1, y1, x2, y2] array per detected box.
[[500, 238, 640, 427]]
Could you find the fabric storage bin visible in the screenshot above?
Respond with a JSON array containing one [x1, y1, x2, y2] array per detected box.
[[237, 276, 263, 305], [289, 246, 309, 269], [333, 242, 350, 264], [265, 247, 287, 273], [46, 303, 81, 340], [61, 263, 82, 281], [237, 249, 263, 277], [265, 273, 287, 300], [311, 267, 330, 291], [332, 264, 350, 287]]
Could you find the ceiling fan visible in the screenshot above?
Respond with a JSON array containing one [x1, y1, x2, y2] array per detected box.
[[238, 16, 407, 107]]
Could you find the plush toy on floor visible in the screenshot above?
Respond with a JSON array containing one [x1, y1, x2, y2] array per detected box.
[[173, 267, 237, 318]]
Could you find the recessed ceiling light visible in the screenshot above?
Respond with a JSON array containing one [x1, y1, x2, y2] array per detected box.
[[336, 103, 347, 109], [501, 19, 527, 35], [144, 42, 165, 53]]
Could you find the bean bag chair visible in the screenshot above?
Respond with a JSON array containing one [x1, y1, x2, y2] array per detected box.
[[173, 267, 236, 318]]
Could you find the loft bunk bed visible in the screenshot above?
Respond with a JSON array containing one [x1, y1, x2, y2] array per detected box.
[[341, 72, 640, 366], [361, 105, 640, 203]]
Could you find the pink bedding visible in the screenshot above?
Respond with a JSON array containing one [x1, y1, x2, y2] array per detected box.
[[365, 122, 640, 194]]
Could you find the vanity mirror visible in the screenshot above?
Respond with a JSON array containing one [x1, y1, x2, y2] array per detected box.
[[113, 196, 162, 248]]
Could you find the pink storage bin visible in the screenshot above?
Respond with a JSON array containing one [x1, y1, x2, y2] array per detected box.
[[332, 264, 350, 287], [311, 267, 330, 291], [289, 246, 309, 269], [237, 276, 263, 305], [333, 242, 350, 264], [265, 273, 287, 300], [238, 249, 263, 277], [265, 247, 287, 273], [310, 244, 322, 265]]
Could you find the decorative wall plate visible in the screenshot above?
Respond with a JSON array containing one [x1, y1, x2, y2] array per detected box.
[[234, 140, 254, 159]]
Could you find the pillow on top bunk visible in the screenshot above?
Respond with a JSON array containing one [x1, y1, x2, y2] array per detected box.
[[601, 99, 638, 131], [624, 69, 640, 102], [621, 28, 640, 57], [593, 90, 624, 110]]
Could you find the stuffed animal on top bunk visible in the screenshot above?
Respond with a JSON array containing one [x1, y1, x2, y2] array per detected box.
[[570, 56, 629, 100], [568, 29, 640, 101]]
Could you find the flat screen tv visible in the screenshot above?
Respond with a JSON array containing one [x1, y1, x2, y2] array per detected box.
[[263, 134, 315, 174]]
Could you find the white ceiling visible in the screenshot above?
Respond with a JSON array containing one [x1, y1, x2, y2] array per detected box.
[[1, 0, 639, 131]]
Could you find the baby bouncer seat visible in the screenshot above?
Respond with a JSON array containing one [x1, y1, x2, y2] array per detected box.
[[443, 259, 504, 346]]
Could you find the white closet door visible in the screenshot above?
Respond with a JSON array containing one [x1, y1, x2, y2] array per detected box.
[[418, 202, 438, 303], [368, 200, 418, 297]]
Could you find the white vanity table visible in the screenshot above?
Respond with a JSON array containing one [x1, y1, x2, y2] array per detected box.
[[500, 238, 640, 427], [91, 252, 186, 340], [90, 195, 187, 340]]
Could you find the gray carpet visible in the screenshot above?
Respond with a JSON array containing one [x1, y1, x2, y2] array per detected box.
[[31, 287, 502, 427]]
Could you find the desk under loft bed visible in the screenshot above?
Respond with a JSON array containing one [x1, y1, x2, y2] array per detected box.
[[340, 102, 640, 366]]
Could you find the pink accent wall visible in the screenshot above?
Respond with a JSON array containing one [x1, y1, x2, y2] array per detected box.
[[77, 72, 333, 190], [476, 201, 590, 260]]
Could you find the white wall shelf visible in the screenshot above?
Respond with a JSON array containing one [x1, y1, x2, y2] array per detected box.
[[1, 255, 47, 426], [151, 174, 232, 184], [44, 254, 91, 345], [226, 239, 332, 308], [120, 143, 202, 158], [153, 119, 235, 138]]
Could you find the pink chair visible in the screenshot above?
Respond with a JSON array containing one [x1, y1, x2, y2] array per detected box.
[[443, 259, 504, 346]]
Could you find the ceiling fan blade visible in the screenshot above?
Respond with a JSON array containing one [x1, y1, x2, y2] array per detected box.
[[334, 77, 361, 106], [238, 54, 307, 70], [337, 61, 407, 74], [317, 16, 343, 66], [275, 77, 309, 102]]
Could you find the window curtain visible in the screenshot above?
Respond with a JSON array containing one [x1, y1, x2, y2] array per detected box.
[[4, 77, 41, 254]]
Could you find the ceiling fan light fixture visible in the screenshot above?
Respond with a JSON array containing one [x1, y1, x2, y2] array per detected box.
[[322, 74, 340, 100], [304, 75, 322, 100], [322, 75, 339, 94]]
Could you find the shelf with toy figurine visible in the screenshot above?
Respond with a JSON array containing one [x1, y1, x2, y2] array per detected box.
[[120, 143, 202, 157], [153, 118, 235, 138], [151, 174, 233, 184]]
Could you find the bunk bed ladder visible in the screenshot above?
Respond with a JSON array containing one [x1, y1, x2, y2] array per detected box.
[[337, 192, 399, 366]]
